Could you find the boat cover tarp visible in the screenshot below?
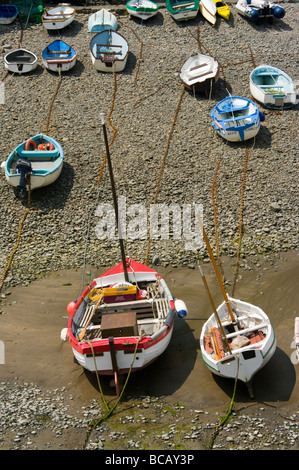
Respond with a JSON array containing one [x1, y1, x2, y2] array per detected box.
[[12, 0, 44, 23]]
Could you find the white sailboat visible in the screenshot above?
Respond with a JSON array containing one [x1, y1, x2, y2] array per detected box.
[[196, 211, 276, 397]]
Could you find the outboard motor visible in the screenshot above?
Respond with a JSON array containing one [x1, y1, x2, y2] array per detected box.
[[16, 158, 32, 197]]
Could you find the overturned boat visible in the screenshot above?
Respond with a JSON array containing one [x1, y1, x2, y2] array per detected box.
[[88, 8, 118, 32]]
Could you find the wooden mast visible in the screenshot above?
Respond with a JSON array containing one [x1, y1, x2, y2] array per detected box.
[[198, 264, 232, 353], [100, 113, 129, 282], [195, 209, 235, 322]]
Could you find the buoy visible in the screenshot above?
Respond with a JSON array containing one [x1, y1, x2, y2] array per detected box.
[[67, 300, 76, 315], [174, 299, 188, 318], [60, 328, 68, 341], [259, 111, 265, 122], [136, 289, 147, 300]]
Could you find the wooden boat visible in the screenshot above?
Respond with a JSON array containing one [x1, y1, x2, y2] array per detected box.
[[196, 212, 276, 397], [88, 8, 118, 32], [42, 40, 77, 73], [0, 4, 18, 24], [235, 0, 285, 22], [250, 65, 296, 109], [180, 53, 219, 93], [126, 0, 159, 20], [3, 48, 38, 74], [61, 115, 187, 394], [42, 3, 76, 30], [165, 0, 200, 21], [199, 0, 217, 24], [213, 0, 230, 20], [90, 29, 129, 73], [211, 96, 264, 142], [1, 134, 64, 196]]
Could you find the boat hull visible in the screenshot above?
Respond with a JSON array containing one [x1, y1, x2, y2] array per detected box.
[[126, 0, 159, 19], [42, 4, 76, 30], [235, 0, 285, 21], [1, 134, 64, 191], [42, 40, 77, 73], [0, 5, 18, 24], [4, 49, 38, 74], [165, 0, 200, 21], [88, 8, 118, 32], [180, 53, 219, 92], [90, 30, 129, 73], [200, 296, 276, 385], [65, 258, 182, 376], [250, 65, 296, 109], [199, 0, 217, 24], [211, 95, 261, 142]]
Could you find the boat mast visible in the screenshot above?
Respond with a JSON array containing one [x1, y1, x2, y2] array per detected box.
[[198, 264, 232, 353], [100, 113, 129, 282], [195, 209, 235, 322]]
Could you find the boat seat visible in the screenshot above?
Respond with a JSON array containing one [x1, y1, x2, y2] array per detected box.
[[46, 48, 71, 55], [19, 149, 59, 159], [172, 2, 195, 8]]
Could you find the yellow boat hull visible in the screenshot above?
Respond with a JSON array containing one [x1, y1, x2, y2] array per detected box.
[[213, 0, 230, 19]]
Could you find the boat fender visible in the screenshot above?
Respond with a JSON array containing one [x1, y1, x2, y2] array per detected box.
[[38, 144, 46, 151], [25, 139, 37, 151], [46, 142, 55, 151], [174, 298, 188, 318], [1, 161, 5, 170], [67, 300, 76, 315], [273, 6, 285, 19], [60, 328, 69, 342], [259, 111, 265, 122], [136, 289, 147, 300]]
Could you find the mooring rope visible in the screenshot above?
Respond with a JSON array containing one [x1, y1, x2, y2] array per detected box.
[[211, 156, 225, 281], [231, 144, 249, 297], [0, 187, 37, 292], [144, 85, 185, 265], [82, 333, 144, 450], [44, 68, 63, 134]]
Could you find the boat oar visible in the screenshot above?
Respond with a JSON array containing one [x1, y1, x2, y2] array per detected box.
[[198, 264, 231, 354], [194, 207, 235, 323]]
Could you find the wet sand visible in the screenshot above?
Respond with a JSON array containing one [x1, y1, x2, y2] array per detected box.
[[1, 250, 298, 417]]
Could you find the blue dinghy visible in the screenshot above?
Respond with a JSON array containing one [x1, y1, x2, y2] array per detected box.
[[0, 4, 18, 24], [42, 40, 77, 73], [1, 134, 64, 196], [211, 96, 264, 142]]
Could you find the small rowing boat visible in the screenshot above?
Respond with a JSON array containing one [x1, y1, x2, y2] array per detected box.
[[3, 48, 38, 74], [126, 0, 159, 20], [0, 4, 18, 24], [199, 0, 217, 24], [213, 0, 230, 20], [211, 96, 264, 142], [42, 3, 76, 30], [250, 65, 296, 109], [1, 134, 64, 196], [165, 0, 200, 21], [90, 29, 129, 73], [88, 8, 118, 32], [180, 52, 219, 93], [42, 40, 77, 73]]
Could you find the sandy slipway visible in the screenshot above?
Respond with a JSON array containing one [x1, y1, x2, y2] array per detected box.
[[0, 2, 298, 288], [0, 1, 298, 452]]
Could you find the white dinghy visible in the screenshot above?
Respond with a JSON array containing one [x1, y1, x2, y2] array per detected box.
[[90, 29, 129, 73], [250, 65, 296, 109], [4, 48, 38, 74], [42, 3, 76, 30], [196, 211, 276, 397], [199, 0, 217, 24], [180, 52, 219, 93]]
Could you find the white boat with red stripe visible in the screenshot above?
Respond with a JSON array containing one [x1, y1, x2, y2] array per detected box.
[[63, 257, 187, 392]]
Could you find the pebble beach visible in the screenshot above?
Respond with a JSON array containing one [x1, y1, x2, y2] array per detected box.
[[0, 1, 298, 452]]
